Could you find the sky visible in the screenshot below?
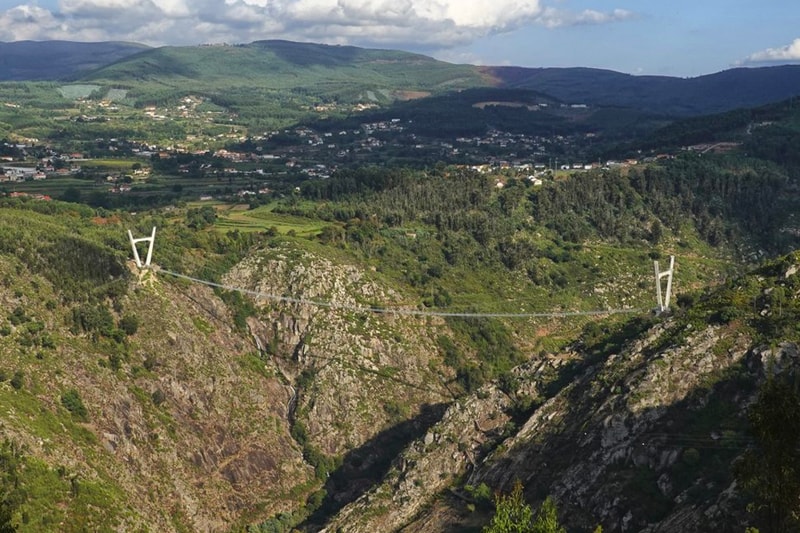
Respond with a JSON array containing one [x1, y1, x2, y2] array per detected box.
[[1, 0, 799, 77]]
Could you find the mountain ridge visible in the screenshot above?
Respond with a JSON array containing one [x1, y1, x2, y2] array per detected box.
[[1, 37, 800, 533], [1, 39, 798, 118], [484, 64, 800, 115], [0, 40, 149, 81]]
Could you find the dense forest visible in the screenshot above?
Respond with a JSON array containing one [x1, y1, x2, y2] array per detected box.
[[294, 153, 798, 265]]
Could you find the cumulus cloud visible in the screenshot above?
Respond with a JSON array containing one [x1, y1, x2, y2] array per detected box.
[[742, 38, 800, 65], [0, 0, 634, 51]]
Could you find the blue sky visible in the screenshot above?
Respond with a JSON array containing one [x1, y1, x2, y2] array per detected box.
[[2, 0, 799, 76]]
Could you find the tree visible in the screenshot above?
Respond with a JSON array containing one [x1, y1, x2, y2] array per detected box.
[[737, 372, 800, 533], [0, 439, 26, 532], [532, 497, 566, 533], [60, 187, 82, 203], [186, 206, 217, 229], [484, 480, 533, 533], [484, 481, 566, 533], [118, 313, 139, 336]]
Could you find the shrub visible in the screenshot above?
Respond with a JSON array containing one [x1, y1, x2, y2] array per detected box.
[[10, 371, 23, 390], [61, 389, 88, 421], [8, 307, 28, 326], [72, 304, 114, 336], [119, 314, 139, 336], [151, 389, 166, 406], [465, 482, 493, 510]]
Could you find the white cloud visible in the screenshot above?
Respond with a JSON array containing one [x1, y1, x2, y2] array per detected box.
[[0, 0, 634, 51], [539, 7, 634, 29], [743, 38, 800, 64]]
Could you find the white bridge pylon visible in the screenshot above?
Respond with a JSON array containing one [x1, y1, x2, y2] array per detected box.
[[128, 227, 156, 269], [654, 255, 675, 313]]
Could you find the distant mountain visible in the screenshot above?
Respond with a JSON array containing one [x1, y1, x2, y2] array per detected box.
[[0, 40, 149, 81], [81, 40, 800, 117], [1, 39, 799, 121], [82, 40, 488, 98], [309, 86, 671, 141], [485, 65, 800, 116]]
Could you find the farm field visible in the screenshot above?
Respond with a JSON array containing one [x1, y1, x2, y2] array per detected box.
[[203, 202, 328, 236]]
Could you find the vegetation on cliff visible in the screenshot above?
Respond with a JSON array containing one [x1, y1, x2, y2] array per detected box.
[[1, 45, 800, 531]]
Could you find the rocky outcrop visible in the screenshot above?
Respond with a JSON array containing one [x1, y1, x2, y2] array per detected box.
[[0, 239, 462, 531], [101, 281, 313, 530], [225, 245, 453, 458], [323, 311, 793, 532], [321, 356, 569, 532]]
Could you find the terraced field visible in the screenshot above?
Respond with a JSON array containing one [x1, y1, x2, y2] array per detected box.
[[209, 202, 328, 236]]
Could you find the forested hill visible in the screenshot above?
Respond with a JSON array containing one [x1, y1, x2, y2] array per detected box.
[[2, 39, 799, 119], [635, 96, 800, 171], [81, 40, 488, 98], [484, 64, 800, 116], [0, 41, 149, 81]]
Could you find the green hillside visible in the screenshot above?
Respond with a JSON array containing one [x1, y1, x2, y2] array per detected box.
[[2, 38, 800, 532], [0, 40, 799, 145], [1, 117, 800, 530], [89, 40, 484, 90], [636, 95, 800, 165], [485, 64, 800, 116], [308, 86, 671, 142], [82, 41, 488, 126]]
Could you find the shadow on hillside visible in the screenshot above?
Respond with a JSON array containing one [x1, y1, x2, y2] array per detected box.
[[253, 40, 363, 67], [300, 402, 448, 530], [468, 347, 774, 533]]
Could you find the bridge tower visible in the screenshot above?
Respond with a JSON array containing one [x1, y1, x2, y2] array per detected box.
[[128, 227, 156, 269], [654, 255, 675, 313]]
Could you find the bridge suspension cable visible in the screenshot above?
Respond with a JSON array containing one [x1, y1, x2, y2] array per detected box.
[[157, 268, 646, 319]]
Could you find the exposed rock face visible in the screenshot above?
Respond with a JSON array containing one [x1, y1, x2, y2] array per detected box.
[[7, 234, 800, 531], [97, 282, 314, 531], [470, 322, 753, 532], [323, 312, 792, 533], [1, 239, 462, 531], [0, 268, 314, 531], [321, 356, 568, 532], [225, 245, 453, 458]]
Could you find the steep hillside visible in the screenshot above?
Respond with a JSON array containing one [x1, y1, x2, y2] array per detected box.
[[0, 199, 470, 531], [0, 41, 148, 81], [0, 203, 312, 530], [1, 133, 799, 530], [322, 252, 800, 532]]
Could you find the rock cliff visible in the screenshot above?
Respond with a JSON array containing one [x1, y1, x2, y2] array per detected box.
[[322, 255, 800, 532]]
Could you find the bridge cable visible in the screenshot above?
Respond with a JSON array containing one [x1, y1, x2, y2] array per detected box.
[[157, 268, 647, 319]]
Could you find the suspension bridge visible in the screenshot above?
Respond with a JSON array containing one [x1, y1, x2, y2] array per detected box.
[[129, 227, 675, 319]]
